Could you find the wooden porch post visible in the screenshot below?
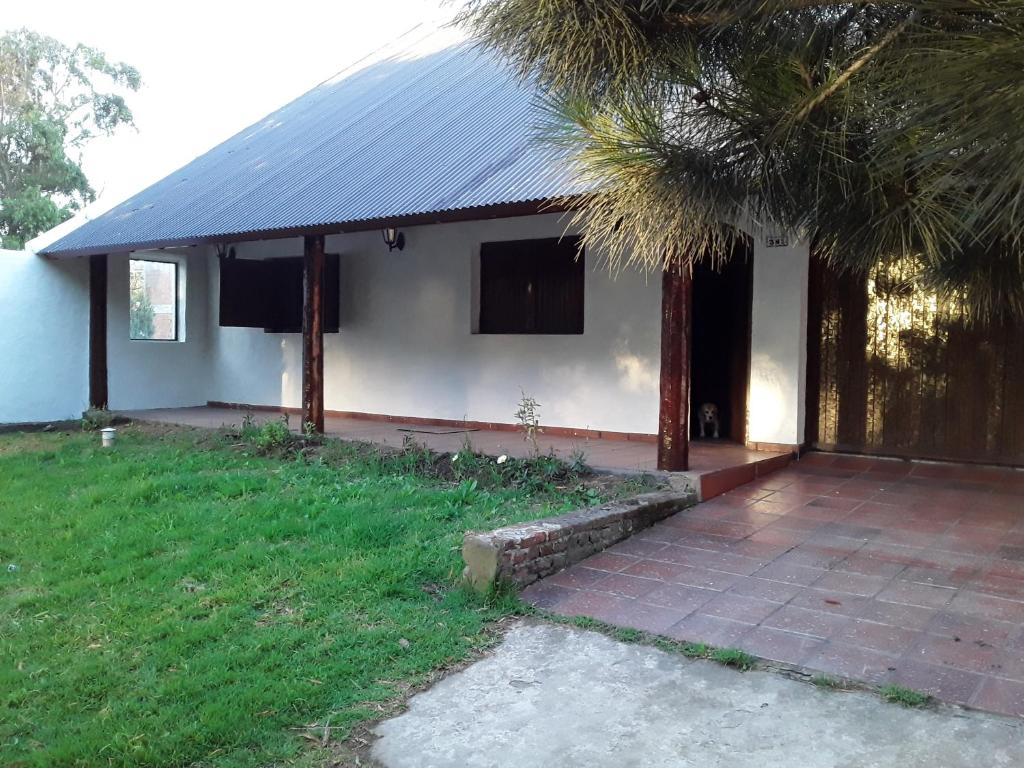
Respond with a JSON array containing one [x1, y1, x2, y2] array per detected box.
[[302, 234, 326, 433], [89, 254, 108, 410], [657, 267, 693, 471]]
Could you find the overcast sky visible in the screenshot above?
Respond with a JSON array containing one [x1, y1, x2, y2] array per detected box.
[[4, 0, 459, 212]]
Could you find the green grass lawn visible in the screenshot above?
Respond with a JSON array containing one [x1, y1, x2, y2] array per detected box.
[[0, 425, 632, 767]]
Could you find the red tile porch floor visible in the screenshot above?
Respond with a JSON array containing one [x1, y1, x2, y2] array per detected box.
[[523, 452, 1024, 719], [119, 406, 789, 498]]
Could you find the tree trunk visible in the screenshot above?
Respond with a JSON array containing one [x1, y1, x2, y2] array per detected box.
[[658, 267, 693, 471], [302, 235, 325, 433]]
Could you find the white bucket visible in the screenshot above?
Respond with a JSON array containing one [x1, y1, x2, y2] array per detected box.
[[100, 427, 117, 448]]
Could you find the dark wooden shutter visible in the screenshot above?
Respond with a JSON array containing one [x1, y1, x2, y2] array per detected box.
[[220, 254, 340, 333], [219, 258, 268, 328], [480, 241, 537, 333], [262, 257, 304, 333], [535, 237, 584, 334], [808, 257, 1024, 466], [479, 237, 583, 334]]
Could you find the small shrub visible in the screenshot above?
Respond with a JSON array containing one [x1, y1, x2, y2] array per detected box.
[[880, 684, 930, 707], [81, 409, 115, 431], [302, 420, 321, 441], [568, 447, 589, 474], [258, 419, 293, 450], [534, 451, 565, 480], [240, 416, 294, 453], [710, 647, 756, 671], [239, 412, 259, 440], [452, 438, 488, 480], [514, 391, 542, 454], [495, 452, 572, 495]]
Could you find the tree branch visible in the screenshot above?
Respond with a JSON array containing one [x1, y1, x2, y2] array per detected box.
[[793, 11, 919, 122], [663, 0, 904, 29]]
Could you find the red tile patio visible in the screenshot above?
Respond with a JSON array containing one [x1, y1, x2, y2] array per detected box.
[[523, 452, 1024, 719], [119, 406, 789, 498]]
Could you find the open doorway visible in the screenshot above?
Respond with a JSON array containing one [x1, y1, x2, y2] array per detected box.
[[691, 241, 754, 444]]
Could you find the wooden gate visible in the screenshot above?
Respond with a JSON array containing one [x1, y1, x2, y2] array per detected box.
[[806, 258, 1024, 465]]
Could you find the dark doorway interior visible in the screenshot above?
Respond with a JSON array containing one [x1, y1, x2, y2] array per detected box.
[[691, 242, 754, 444]]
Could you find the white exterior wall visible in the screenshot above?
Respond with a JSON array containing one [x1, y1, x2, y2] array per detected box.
[[206, 238, 304, 412], [3, 214, 811, 441], [107, 248, 211, 410], [208, 214, 664, 434], [748, 237, 810, 446], [0, 250, 89, 423]]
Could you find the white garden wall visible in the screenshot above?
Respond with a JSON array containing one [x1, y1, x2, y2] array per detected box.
[[0, 249, 89, 424]]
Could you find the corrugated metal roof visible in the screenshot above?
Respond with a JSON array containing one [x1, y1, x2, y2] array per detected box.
[[42, 26, 590, 258]]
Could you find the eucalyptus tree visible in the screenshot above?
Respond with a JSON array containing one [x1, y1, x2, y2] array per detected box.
[[0, 29, 140, 248], [458, 0, 1024, 318]]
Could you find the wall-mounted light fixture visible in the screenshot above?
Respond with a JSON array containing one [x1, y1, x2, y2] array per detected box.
[[382, 227, 405, 252]]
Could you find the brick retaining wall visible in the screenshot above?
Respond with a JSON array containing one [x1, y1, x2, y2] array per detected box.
[[462, 490, 697, 591]]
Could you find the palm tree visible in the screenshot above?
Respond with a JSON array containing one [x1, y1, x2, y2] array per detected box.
[[457, 0, 1024, 318]]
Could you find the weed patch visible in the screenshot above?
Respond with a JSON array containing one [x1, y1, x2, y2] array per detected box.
[[539, 613, 760, 672], [880, 685, 931, 707], [811, 674, 848, 690], [681, 642, 712, 658], [709, 648, 757, 671], [80, 408, 119, 431]]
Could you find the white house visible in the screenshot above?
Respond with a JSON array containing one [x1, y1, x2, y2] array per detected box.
[[4, 26, 1020, 472]]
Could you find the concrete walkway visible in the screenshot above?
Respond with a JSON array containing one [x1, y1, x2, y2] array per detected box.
[[371, 621, 1024, 768]]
